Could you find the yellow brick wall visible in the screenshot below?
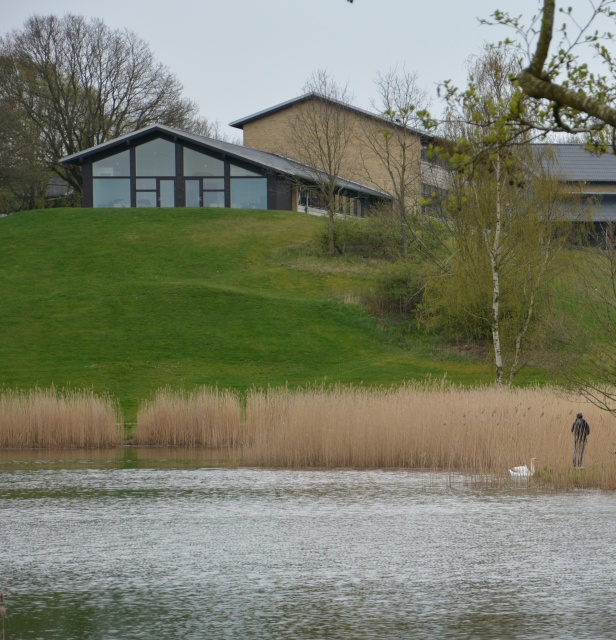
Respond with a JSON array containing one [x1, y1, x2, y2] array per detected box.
[[240, 99, 425, 206]]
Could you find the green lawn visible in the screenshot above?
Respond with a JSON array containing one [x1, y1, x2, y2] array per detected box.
[[1, 207, 498, 419]]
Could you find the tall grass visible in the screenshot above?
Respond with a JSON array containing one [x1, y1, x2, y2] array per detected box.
[[134, 387, 242, 447], [0, 387, 122, 448], [241, 383, 616, 487]]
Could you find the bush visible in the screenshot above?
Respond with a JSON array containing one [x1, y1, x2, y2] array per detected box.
[[316, 216, 403, 259], [366, 262, 425, 317]]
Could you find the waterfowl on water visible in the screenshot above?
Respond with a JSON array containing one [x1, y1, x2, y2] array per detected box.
[[509, 458, 537, 477]]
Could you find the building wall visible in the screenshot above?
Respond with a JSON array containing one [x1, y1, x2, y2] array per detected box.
[[577, 183, 616, 194], [241, 99, 429, 209]]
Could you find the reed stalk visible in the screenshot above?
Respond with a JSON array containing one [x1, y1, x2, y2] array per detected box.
[[240, 383, 616, 487], [134, 387, 242, 447], [0, 386, 122, 448]]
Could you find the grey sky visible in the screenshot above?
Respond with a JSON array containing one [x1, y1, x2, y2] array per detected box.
[[1, 1, 542, 139]]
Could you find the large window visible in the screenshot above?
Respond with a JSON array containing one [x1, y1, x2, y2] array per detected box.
[[204, 191, 225, 207], [230, 164, 261, 177], [185, 180, 200, 207], [183, 148, 225, 207], [230, 178, 267, 209], [93, 150, 130, 177], [136, 139, 175, 176], [230, 163, 266, 209], [184, 148, 224, 177], [88, 138, 274, 210], [93, 179, 131, 207]]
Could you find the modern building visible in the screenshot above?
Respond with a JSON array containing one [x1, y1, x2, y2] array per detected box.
[[230, 92, 448, 213], [60, 123, 392, 214], [546, 144, 616, 222]]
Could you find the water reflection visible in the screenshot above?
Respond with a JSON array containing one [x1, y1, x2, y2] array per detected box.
[[1, 458, 615, 639]]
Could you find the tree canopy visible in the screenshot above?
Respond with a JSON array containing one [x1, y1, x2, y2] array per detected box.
[[0, 14, 210, 202]]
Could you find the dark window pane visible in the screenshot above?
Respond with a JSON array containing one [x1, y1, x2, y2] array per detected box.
[[93, 178, 130, 207], [93, 151, 130, 177]]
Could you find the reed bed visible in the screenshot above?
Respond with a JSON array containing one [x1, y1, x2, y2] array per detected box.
[[134, 387, 242, 447], [241, 383, 616, 488], [0, 387, 122, 448]]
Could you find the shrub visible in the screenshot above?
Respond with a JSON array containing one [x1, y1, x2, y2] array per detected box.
[[365, 262, 425, 317]]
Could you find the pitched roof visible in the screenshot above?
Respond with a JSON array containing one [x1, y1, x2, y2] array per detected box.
[[541, 143, 616, 182], [229, 92, 435, 143], [61, 124, 392, 200]]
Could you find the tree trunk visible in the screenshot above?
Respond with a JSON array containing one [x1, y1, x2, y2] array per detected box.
[[489, 154, 504, 387], [327, 210, 336, 254]]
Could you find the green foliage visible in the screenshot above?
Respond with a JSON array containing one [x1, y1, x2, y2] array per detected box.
[[330, 215, 403, 259], [365, 262, 425, 317], [0, 208, 497, 420]]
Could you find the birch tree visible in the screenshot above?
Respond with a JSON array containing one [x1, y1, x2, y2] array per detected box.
[[424, 46, 577, 386]]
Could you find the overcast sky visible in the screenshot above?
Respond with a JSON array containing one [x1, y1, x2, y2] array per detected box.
[[1, 0, 543, 139]]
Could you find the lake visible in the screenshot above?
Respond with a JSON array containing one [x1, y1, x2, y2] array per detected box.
[[1, 449, 615, 639]]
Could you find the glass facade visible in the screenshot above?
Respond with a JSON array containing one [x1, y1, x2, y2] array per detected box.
[[136, 178, 156, 190], [136, 139, 175, 176], [93, 178, 131, 207], [230, 178, 267, 209], [88, 136, 279, 211], [184, 148, 224, 177], [185, 180, 201, 207], [160, 180, 175, 208], [136, 191, 157, 207], [203, 191, 225, 207], [230, 164, 261, 177], [93, 151, 130, 177], [203, 178, 224, 190]]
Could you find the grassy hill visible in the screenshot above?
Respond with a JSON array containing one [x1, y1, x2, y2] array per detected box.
[[1, 207, 507, 418]]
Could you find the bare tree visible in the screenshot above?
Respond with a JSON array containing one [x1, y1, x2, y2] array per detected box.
[[361, 68, 445, 261], [0, 97, 50, 214], [288, 70, 356, 254], [0, 14, 206, 198]]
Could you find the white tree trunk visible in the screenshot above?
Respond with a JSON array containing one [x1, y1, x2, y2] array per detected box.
[[488, 154, 504, 387]]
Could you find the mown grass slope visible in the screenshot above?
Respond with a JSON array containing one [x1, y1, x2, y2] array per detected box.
[[1, 207, 499, 418]]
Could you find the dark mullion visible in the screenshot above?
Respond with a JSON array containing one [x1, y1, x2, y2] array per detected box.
[[224, 156, 230, 208], [175, 141, 183, 206], [130, 146, 136, 207]]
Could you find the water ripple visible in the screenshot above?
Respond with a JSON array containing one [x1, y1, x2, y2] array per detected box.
[[1, 467, 615, 639]]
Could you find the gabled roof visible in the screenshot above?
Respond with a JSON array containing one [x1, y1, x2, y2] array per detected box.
[[540, 143, 616, 182], [229, 92, 436, 143], [61, 124, 392, 200]]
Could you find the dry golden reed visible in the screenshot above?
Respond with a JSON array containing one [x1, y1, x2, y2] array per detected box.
[[0, 386, 122, 448], [134, 387, 242, 447], [240, 383, 616, 486]]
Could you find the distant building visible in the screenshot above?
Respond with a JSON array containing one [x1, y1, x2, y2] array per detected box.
[[230, 92, 447, 215], [543, 144, 616, 222], [61, 123, 391, 214], [61, 95, 616, 224]]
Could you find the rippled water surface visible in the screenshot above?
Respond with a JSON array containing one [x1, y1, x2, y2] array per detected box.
[[1, 449, 615, 639]]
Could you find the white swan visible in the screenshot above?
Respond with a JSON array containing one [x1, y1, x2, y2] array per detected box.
[[509, 458, 537, 477]]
